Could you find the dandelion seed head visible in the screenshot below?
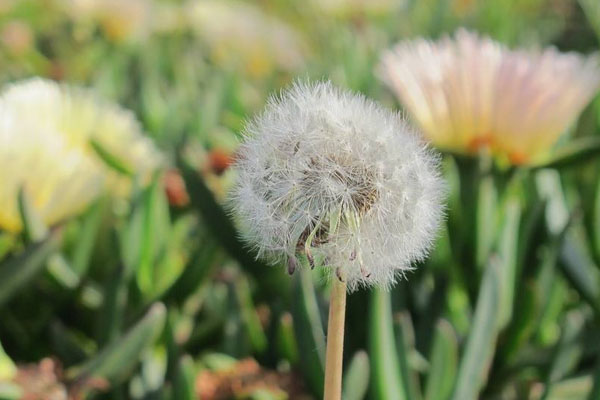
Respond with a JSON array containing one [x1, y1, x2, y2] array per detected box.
[[230, 81, 445, 291]]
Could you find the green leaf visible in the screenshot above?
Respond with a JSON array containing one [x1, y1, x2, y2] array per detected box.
[[18, 186, 48, 242], [47, 253, 80, 289], [451, 258, 501, 400], [579, 0, 600, 39], [233, 275, 267, 354], [0, 230, 62, 307], [592, 177, 600, 270], [538, 374, 594, 400], [496, 194, 522, 328], [291, 267, 325, 395], [369, 288, 409, 400], [165, 235, 219, 303], [0, 340, 16, 381], [424, 320, 458, 400], [69, 303, 166, 385], [135, 177, 170, 295], [70, 198, 104, 276], [531, 136, 600, 170], [50, 321, 93, 366], [0, 383, 22, 400], [559, 230, 600, 316], [342, 350, 370, 400], [540, 311, 587, 400], [90, 138, 134, 176], [475, 165, 497, 269], [172, 355, 196, 400], [276, 312, 299, 364], [395, 312, 423, 400], [590, 354, 600, 400]]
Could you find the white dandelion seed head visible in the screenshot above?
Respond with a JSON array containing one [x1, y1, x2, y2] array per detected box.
[[229, 81, 445, 291]]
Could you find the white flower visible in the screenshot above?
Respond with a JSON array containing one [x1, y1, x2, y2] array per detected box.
[[0, 78, 162, 232], [229, 81, 445, 291], [378, 29, 600, 165]]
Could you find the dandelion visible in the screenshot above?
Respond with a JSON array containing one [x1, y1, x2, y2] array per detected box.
[[231, 81, 444, 290], [0, 78, 162, 232], [229, 80, 444, 400], [378, 29, 600, 165]]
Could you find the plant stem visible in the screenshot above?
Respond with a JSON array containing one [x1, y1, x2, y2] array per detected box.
[[323, 276, 347, 400]]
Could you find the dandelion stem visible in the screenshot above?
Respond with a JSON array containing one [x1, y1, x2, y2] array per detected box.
[[323, 275, 347, 400]]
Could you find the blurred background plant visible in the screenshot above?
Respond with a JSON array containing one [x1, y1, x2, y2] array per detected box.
[[1, 0, 600, 399]]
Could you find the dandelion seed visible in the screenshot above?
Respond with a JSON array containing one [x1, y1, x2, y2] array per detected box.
[[229, 81, 445, 291], [378, 29, 600, 165]]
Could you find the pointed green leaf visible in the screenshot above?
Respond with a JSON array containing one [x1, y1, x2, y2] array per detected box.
[[69, 303, 166, 385], [496, 195, 522, 328], [90, 138, 134, 176], [395, 312, 423, 400], [0, 383, 22, 400], [424, 320, 458, 400], [590, 354, 600, 400], [543, 374, 594, 400], [559, 230, 600, 316], [540, 311, 586, 400], [0, 230, 62, 307], [136, 177, 168, 295], [475, 170, 497, 269], [369, 288, 409, 400], [234, 275, 267, 353], [579, 0, 600, 39], [291, 267, 325, 395], [18, 186, 48, 242], [70, 198, 104, 276], [531, 136, 600, 170], [172, 355, 196, 400], [342, 350, 370, 400], [451, 259, 501, 400], [276, 312, 299, 365], [0, 340, 16, 381]]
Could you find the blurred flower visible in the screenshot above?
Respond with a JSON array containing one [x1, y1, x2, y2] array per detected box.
[[311, 0, 403, 17], [378, 29, 600, 165], [206, 148, 233, 176], [0, 20, 33, 55], [164, 169, 190, 208], [0, 78, 162, 232], [0, 0, 15, 15], [196, 357, 308, 400], [64, 0, 151, 43], [230, 81, 444, 291], [184, 1, 306, 77]]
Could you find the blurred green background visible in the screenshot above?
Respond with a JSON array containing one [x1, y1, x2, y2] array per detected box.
[[1, 0, 600, 399]]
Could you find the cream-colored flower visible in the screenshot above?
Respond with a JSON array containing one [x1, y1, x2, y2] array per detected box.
[[378, 29, 600, 164], [311, 0, 402, 17], [0, 78, 162, 232], [64, 0, 152, 42], [184, 0, 306, 77]]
